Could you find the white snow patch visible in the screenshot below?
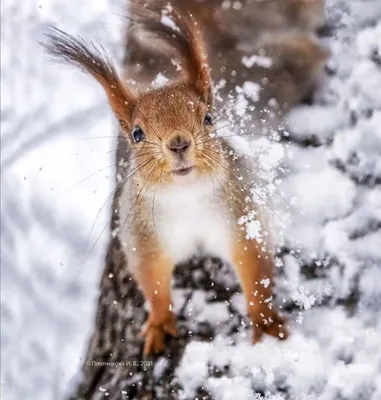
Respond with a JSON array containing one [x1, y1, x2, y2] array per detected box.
[[238, 212, 263, 242], [242, 81, 261, 102], [177, 342, 213, 399], [195, 302, 231, 326], [151, 73, 169, 88], [283, 167, 356, 224], [242, 54, 273, 69], [161, 5, 180, 33], [290, 286, 317, 310], [206, 376, 254, 400], [286, 105, 349, 141]]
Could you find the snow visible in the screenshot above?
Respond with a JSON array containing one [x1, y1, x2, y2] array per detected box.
[[177, 308, 381, 400], [175, 0, 381, 398], [238, 212, 263, 241], [206, 376, 254, 400], [2, 0, 381, 399], [331, 111, 381, 179], [242, 81, 261, 102], [283, 167, 356, 223], [160, 15, 180, 33], [356, 22, 381, 58], [177, 342, 212, 399], [151, 72, 170, 88], [1, 0, 123, 398], [161, 4, 180, 33], [286, 105, 349, 142], [289, 286, 317, 311], [242, 55, 273, 69]]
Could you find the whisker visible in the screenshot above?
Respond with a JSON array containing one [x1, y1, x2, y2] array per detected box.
[[212, 98, 278, 127], [195, 122, 234, 145], [75, 135, 124, 140], [106, 147, 160, 156], [205, 147, 271, 184], [82, 156, 156, 264], [215, 131, 280, 140], [211, 98, 249, 124], [128, 151, 162, 161], [230, 150, 288, 180], [120, 160, 160, 237], [71, 163, 117, 187], [106, 148, 123, 154], [203, 159, 216, 194], [194, 114, 238, 144], [194, 128, 204, 141], [82, 180, 124, 258], [202, 157, 235, 222], [201, 150, 284, 224], [204, 147, 293, 211], [197, 121, 234, 141], [135, 107, 163, 141], [71, 164, 117, 189], [191, 109, 201, 140], [151, 167, 163, 237], [143, 139, 161, 147], [197, 130, 280, 146]]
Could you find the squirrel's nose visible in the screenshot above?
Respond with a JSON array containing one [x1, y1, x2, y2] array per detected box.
[[167, 135, 190, 154]]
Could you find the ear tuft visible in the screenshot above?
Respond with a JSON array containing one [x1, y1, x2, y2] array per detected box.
[[42, 25, 135, 125], [130, 2, 213, 106]]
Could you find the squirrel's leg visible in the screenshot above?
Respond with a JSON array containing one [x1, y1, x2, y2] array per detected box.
[[232, 238, 288, 343], [134, 253, 177, 355]]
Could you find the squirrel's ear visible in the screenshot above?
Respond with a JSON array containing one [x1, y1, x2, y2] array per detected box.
[[181, 14, 213, 106], [190, 33, 213, 107], [131, 4, 213, 106], [42, 26, 136, 127]]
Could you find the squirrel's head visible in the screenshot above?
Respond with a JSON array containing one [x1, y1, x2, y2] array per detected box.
[[129, 83, 216, 182], [42, 3, 224, 186]]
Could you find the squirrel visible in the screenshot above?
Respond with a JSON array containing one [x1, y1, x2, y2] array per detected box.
[[43, 1, 327, 355]]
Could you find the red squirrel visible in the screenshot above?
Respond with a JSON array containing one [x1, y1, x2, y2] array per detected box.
[[44, 1, 327, 355]]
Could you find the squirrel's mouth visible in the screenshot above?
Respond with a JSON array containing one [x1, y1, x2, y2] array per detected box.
[[171, 166, 194, 176]]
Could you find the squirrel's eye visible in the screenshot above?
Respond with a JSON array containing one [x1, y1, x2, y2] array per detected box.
[[204, 112, 213, 125], [132, 125, 146, 143]]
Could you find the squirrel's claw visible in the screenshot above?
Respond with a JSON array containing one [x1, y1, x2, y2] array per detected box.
[[141, 315, 178, 356], [252, 309, 289, 343]]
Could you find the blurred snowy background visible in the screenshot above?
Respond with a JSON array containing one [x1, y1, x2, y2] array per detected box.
[[1, 0, 381, 399], [1, 0, 125, 398]]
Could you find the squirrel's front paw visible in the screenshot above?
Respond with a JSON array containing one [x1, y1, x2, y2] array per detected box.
[[251, 308, 288, 343], [141, 314, 177, 355]]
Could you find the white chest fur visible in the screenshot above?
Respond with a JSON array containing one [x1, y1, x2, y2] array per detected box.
[[150, 177, 233, 264]]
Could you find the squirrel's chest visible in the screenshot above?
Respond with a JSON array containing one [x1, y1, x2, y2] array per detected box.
[[154, 185, 234, 264]]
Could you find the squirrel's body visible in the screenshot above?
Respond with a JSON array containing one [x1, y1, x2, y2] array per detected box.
[[44, 0, 328, 357], [120, 167, 233, 266]]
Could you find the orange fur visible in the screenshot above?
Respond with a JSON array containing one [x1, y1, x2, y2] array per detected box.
[[233, 236, 288, 342], [135, 252, 177, 355], [43, 27, 136, 126]]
